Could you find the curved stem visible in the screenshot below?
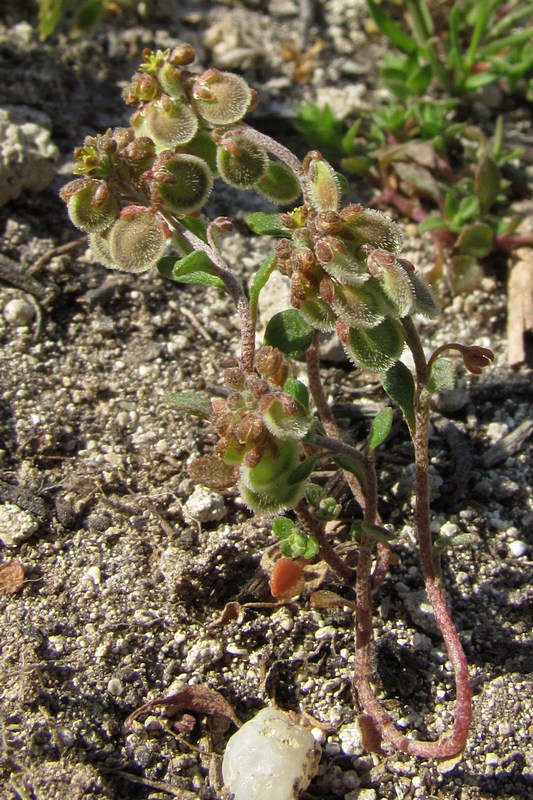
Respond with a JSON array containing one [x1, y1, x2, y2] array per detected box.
[[170, 220, 256, 373]]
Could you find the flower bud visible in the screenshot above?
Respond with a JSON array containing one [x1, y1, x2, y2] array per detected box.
[[192, 69, 254, 125], [122, 73, 160, 105], [460, 345, 494, 375], [169, 43, 196, 66], [124, 137, 156, 171]]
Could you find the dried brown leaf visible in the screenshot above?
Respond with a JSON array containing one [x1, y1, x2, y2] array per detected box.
[[125, 683, 241, 730]]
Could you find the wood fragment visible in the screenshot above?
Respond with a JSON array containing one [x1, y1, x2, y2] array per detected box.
[[507, 247, 533, 366], [481, 419, 533, 467]]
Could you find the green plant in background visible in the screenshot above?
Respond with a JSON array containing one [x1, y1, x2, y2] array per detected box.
[[37, 0, 134, 40], [61, 45, 495, 765], [293, 0, 533, 290], [366, 0, 533, 98]]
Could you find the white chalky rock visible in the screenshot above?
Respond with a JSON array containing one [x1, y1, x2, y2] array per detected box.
[[222, 707, 321, 800]]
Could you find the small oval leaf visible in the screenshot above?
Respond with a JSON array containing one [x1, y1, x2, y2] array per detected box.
[[368, 407, 394, 450], [264, 309, 315, 358]]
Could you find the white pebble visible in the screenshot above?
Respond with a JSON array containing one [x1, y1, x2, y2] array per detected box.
[[509, 540, 527, 557], [107, 677, 124, 696], [222, 707, 321, 800], [4, 298, 34, 326], [184, 485, 226, 523], [0, 502, 39, 547]]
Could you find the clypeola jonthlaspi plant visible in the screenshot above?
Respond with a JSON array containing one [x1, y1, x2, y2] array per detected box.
[[61, 45, 495, 760]]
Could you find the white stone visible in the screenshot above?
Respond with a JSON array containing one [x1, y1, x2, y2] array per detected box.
[[222, 707, 321, 800], [509, 540, 527, 557], [0, 502, 39, 547], [184, 485, 226, 523], [3, 298, 35, 326]]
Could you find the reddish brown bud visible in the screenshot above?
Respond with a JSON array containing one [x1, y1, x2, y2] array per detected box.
[[169, 43, 196, 66], [461, 345, 495, 375]]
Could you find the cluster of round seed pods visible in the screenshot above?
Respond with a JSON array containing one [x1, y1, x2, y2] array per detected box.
[[61, 45, 302, 274], [274, 196, 440, 370]]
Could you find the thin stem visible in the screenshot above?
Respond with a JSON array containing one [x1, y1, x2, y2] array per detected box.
[[237, 125, 313, 205], [171, 220, 256, 374], [296, 501, 356, 587], [306, 334, 340, 438], [355, 323, 472, 758]]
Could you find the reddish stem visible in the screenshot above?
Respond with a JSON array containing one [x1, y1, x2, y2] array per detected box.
[[354, 320, 472, 758]]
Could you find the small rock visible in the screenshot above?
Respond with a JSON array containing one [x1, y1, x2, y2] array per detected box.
[[508, 540, 527, 557], [184, 485, 226, 523], [184, 638, 224, 671], [403, 590, 439, 636], [4, 298, 35, 326], [107, 677, 124, 697], [0, 106, 58, 206], [338, 721, 363, 756], [0, 502, 39, 547], [222, 707, 321, 800]]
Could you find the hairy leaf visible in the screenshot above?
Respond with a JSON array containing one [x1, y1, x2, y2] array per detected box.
[[368, 407, 394, 450], [264, 309, 315, 357], [381, 361, 415, 430]]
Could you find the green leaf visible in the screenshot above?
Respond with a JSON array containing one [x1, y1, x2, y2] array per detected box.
[[333, 454, 366, 484], [449, 254, 484, 293], [283, 378, 310, 410], [463, 71, 499, 90], [272, 516, 298, 540], [38, 0, 65, 39], [368, 407, 394, 450], [246, 212, 289, 236], [157, 251, 226, 290], [475, 153, 500, 216], [341, 318, 404, 372], [434, 532, 479, 551], [453, 195, 479, 228], [166, 391, 212, 418], [381, 361, 415, 431], [249, 254, 277, 322], [255, 163, 302, 204], [75, 0, 105, 30], [264, 309, 315, 358], [427, 358, 457, 393], [351, 520, 395, 543], [293, 102, 343, 152], [280, 530, 319, 559], [456, 223, 494, 258], [366, 0, 418, 54]]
